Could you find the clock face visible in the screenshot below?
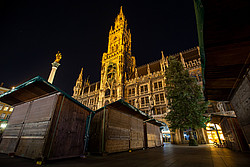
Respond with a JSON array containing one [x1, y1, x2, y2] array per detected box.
[[113, 36, 117, 40]]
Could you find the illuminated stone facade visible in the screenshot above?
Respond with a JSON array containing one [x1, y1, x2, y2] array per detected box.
[[72, 7, 202, 122]]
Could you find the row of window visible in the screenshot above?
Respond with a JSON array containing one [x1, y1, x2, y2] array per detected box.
[[128, 88, 135, 96], [140, 106, 167, 115], [83, 97, 99, 106], [154, 81, 163, 91], [141, 96, 149, 107], [0, 113, 10, 120], [155, 93, 165, 105], [128, 99, 135, 106], [185, 58, 201, 68], [127, 81, 164, 96], [0, 104, 13, 112], [105, 89, 117, 97], [128, 93, 166, 108]]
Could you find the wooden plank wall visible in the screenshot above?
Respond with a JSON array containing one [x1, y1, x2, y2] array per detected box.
[[105, 108, 145, 153], [88, 107, 146, 154], [0, 102, 30, 154], [46, 95, 90, 160], [0, 93, 91, 160], [130, 116, 144, 149], [146, 123, 162, 148], [146, 123, 156, 148], [154, 125, 162, 147], [15, 94, 58, 159], [105, 108, 130, 153]]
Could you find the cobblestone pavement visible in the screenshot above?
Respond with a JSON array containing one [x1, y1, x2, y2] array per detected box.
[[1, 143, 250, 167]]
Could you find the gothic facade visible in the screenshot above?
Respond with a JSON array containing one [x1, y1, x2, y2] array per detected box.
[[72, 7, 202, 122]]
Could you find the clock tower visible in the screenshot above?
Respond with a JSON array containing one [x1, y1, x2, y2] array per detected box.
[[98, 6, 136, 107]]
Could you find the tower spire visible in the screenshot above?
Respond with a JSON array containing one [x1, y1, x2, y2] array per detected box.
[[73, 68, 83, 97], [161, 51, 165, 59], [99, 6, 134, 106], [116, 6, 125, 24], [120, 6, 123, 15], [78, 67, 83, 82]]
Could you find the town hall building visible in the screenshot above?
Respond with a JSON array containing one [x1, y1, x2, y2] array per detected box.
[[72, 7, 202, 124]]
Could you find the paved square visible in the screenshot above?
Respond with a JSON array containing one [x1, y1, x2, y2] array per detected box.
[[0, 143, 250, 167]]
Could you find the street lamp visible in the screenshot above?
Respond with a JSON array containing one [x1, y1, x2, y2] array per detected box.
[[0, 122, 7, 129]]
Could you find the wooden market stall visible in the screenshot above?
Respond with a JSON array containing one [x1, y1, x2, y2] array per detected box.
[[0, 76, 94, 160], [144, 119, 164, 148], [88, 100, 149, 154]]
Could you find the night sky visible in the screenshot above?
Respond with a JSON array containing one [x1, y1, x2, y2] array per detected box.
[[0, 0, 198, 95]]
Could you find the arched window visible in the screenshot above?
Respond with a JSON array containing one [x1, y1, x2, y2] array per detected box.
[[104, 100, 110, 106], [105, 89, 110, 97]]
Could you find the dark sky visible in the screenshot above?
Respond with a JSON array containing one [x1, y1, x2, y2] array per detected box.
[[0, 0, 198, 95]]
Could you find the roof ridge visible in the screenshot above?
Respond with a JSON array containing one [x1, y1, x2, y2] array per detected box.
[[136, 46, 198, 68], [136, 59, 161, 69], [180, 46, 198, 54]]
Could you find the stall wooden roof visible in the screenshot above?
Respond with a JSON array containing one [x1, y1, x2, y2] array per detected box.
[[195, 0, 250, 101], [0, 76, 93, 113], [144, 119, 166, 127], [96, 99, 149, 120], [210, 114, 236, 124]]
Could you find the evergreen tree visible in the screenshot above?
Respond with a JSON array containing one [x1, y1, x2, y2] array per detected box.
[[165, 56, 208, 145]]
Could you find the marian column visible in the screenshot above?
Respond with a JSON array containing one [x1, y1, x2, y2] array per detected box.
[[48, 51, 62, 84]]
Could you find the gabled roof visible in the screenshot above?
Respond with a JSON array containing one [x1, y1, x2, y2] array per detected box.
[[137, 65, 148, 77], [96, 99, 149, 120], [137, 60, 161, 77], [181, 47, 200, 62], [0, 76, 94, 113]]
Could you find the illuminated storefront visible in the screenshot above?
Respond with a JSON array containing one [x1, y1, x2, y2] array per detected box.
[[161, 126, 171, 142], [206, 123, 225, 144]]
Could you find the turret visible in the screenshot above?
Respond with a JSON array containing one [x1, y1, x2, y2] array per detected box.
[[160, 51, 166, 71], [180, 53, 186, 68], [73, 68, 83, 97], [147, 64, 151, 75], [161, 51, 165, 60]]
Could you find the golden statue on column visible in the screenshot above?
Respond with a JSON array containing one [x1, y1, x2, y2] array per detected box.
[[48, 51, 62, 84], [55, 51, 62, 63]]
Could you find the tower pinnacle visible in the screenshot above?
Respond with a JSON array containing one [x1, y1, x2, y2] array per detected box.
[[120, 6, 123, 15], [77, 68, 83, 82], [161, 51, 165, 59], [73, 68, 84, 97]]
